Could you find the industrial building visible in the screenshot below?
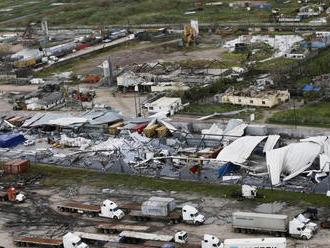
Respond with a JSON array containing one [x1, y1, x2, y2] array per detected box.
[[221, 89, 290, 108]]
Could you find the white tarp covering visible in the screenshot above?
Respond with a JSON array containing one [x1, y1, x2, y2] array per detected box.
[[266, 142, 322, 185], [216, 136, 267, 164], [263, 135, 280, 152]]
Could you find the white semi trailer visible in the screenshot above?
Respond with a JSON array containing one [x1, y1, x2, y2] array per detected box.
[[232, 212, 315, 240], [220, 238, 286, 248]]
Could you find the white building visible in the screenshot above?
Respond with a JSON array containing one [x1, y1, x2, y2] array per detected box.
[[145, 97, 182, 116]]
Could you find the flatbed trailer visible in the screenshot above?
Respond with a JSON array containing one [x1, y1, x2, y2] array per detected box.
[[96, 224, 150, 234], [105, 242, 155, 248], [57, 202, 100, 216], [119, 203, 141, 213], [129, 210, 182, 223], [73, 232, 118, 245], [144, 240, 201, 248], [13, 237, 63, 247]]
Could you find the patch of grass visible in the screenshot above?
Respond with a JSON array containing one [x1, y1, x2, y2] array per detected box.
[[184, 103, 242, 114], [255, 57, 297, 71], [1, 163, 329, 207], [268, 102, 330, 128], [0, 0, 306, 27]]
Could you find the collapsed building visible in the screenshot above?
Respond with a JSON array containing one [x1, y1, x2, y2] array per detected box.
[[221, 88, 290, 108], [116, 63, 228, 93], [0, 110, 329, 195]]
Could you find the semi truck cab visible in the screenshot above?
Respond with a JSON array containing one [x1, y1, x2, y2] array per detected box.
[[99, 200, 125, 220], [289, 219, 313, 240], [174, 231, 188, 243], [201, 234, 221, 248], [62, 232, 89, 248], [182, 205, 205, 224]]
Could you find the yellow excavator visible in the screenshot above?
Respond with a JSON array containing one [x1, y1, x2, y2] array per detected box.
[[182, 24, 196, 47]]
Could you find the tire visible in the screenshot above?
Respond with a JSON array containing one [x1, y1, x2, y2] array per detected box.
[[302, 235, 308, 240], [114, 216, 118, 220]]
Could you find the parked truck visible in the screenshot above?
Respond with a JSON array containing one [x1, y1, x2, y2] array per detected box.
[[117, 231, 220, 248], [220, 238, 286, 248], [129, 197, 205, 225], [232, 212, 315, 240], [57, 200, 125, 219], [14, 232, 88, 248], [0, 186, 25, 203]]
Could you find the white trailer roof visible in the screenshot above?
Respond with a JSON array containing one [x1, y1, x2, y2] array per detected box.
[[119, 231, 173, 242], [224, 238, 286, 245], [233, 212, 287, 220]]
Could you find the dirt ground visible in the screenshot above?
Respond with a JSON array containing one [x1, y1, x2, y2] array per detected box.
[[72, 39, 226, 75], [0, 184, 329, 248]]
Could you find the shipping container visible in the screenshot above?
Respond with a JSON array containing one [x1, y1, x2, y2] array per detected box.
[[143, 124, 159, 137], [109, 122, 125, 135], [4, 159, 30, 174]]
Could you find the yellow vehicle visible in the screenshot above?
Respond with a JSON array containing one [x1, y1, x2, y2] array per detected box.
[[14, 58, 36, 68]]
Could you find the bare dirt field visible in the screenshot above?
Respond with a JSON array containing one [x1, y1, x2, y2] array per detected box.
[[72, 39, 226, 75], [0, 183, 329, 248]]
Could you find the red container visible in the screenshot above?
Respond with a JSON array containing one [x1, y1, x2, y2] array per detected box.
[[77, 42, 91, 50], [85, 75, 101, 83], [131, 123, 148, 134], [4, 159, 30, 174]]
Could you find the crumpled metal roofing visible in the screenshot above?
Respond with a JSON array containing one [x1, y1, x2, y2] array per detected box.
[[89, 111, 124, 125]]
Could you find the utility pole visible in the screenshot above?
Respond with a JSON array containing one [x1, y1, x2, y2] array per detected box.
[[134, 91, 138, 117]]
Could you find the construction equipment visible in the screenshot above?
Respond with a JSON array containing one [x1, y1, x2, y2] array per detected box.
[[57, 199, 125, 220], [22, 21, 36, 39], [182, 25, 196, 48], [13, 232, 88, 248], [0, 187, 25, 202]]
